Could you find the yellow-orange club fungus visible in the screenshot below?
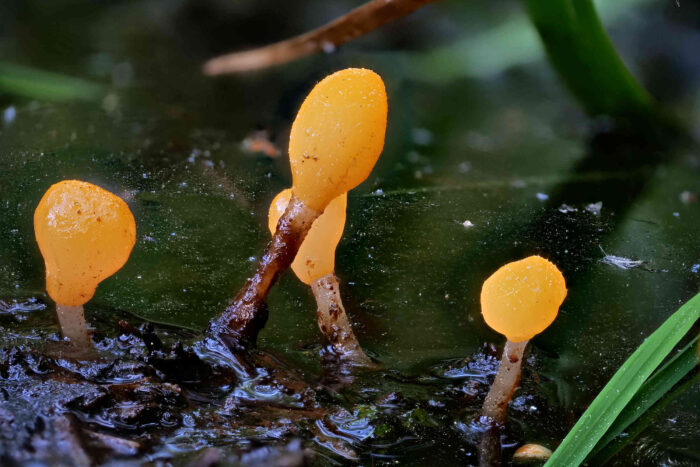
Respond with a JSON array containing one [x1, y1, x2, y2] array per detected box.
[[268, 189, 346, 285], [289, 68, 387, 212], [481, 256, 567, 343], [34, 180, 136, 347], [479, 256, 566, 425], [269, 189, 370, 362], [209, 68, 387, 349]]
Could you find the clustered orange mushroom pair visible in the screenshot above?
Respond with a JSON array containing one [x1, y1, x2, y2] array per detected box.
[[31, 70, 568, 446], [208, 68, 387, 357], [269, 190, 371, 364]]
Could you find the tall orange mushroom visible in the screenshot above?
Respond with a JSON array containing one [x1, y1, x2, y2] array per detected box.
[[480, 256, 567, 424], [209, 68, 387, 349], [34, 180, 136, 348], [269, 189, 370, 364]]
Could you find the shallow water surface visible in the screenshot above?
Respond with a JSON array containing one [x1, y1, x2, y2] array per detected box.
[[1, 0, 700, 465]]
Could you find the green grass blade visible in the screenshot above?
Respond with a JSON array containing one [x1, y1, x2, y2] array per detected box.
[[591, 373, 699, 465], [0, 62, 103, 101], [524, 0, 652, 118], [545, 293, 700, 467], [591, 335, 699, 457]]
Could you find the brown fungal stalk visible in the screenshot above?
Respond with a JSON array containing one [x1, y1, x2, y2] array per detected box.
[[209, 196, 320, 348]]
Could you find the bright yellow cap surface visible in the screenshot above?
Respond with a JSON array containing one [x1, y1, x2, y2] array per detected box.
[[289, 68, 387, 211], [269, 188, 346, 284], [481, 256, 567, 342], [34, 180, 136, 306]]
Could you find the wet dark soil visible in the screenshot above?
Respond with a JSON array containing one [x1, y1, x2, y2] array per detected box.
[[0, 308, 563, 466]]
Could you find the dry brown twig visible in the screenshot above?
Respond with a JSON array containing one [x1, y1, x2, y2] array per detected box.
[[202, 0, 437, 75]]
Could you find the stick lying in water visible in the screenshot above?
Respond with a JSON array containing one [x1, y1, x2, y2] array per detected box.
[[269, 189, 372, 365], [208, 68, 388, 350], [477, 256, 567, 465], [203, 0, 437, 75], [34, 180, 136, 352]]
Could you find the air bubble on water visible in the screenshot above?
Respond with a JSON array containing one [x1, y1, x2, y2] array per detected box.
[[111, 62, 133, 88], [586, 201, 603, 215], [102, 93, 119, 113], [3, 106, 16, 125], [558, 204, 577, 213], [411, 128, 433, 146]]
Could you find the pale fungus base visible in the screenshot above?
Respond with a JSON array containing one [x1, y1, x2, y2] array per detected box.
[[311, 273, 372, 364], [269, 189, 347, 285], [480, 255, 567, 343], [34, 180, 136, 307], [289, 68, 387, 212], [55, 304, 91, 347]]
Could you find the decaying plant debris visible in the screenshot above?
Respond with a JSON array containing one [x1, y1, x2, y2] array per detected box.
[[0, 314, 549, 465], [203, 0, 437, 75]]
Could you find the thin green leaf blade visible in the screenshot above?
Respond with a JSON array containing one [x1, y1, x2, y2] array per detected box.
[[591, 335, 700, 457], [524, 0, 652, 118], [591, 374, 699, 465], [545, 292, 700, 467], [0, 62, 103, 101]]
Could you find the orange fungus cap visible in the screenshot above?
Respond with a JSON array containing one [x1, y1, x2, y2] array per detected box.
[[34, 180, 136, 306], [480, 256, 567, 342], [269, 189, 347, 284], [289, 68, 387, 211]]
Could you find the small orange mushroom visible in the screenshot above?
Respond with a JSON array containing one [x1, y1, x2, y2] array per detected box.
[[210, 68, 387, 348], [34, 180, 136, 347], [269, 189, 370, 363], [480, 256, 566, 424]]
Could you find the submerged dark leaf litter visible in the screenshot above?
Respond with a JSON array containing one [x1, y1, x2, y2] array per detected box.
[[2, 0, 700, 465], [0, 313, 530, 465]]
